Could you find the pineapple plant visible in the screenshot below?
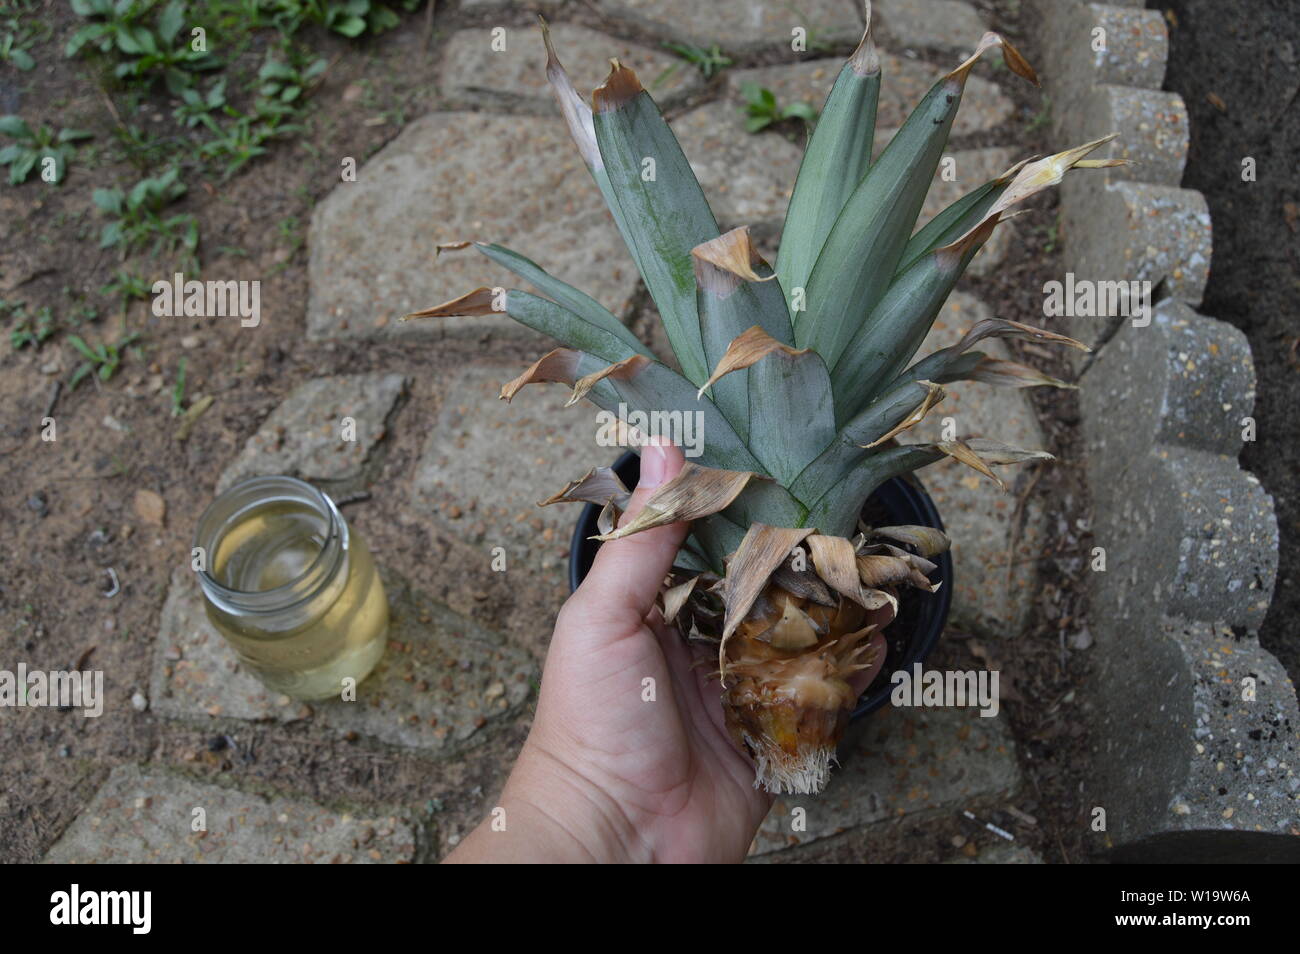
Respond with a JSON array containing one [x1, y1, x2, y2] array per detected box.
[[407, 5, 1122, 794]]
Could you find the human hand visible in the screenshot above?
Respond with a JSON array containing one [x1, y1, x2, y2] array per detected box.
[[447, 441, 886, 863]]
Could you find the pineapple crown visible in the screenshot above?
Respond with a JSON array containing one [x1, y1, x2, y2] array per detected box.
[[407, 5, 1122, 578]]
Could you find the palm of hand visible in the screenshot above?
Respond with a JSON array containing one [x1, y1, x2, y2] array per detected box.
[[526, 600, 772, 863]]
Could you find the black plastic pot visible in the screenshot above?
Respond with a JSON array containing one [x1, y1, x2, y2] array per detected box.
[[567, 450, 953, 720]]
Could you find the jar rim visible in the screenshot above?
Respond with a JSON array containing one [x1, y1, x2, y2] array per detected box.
[[193, 475, 347, 613]]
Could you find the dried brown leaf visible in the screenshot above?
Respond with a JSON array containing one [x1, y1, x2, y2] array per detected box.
[[867, 525, 951, 558], [403, 286, 500, 321], [592, 58, 642, 113], [499, 348, 581, 402], [964, 437, 1056, 465], [856, 554, 932, 591], [938, 137, 1121, 254], [537, 466, 632, 509], [863, 380, 945, 448], [720, 524, 816, 670], [762, 597, 819, 650], [691, 227, 776, 294], [593, 462, 761, 541], [661, 575, 702, 624], [770, 561, 836, 606], [848, 0, 880, 76], [540, 16, 603, 170], [697, 326, 812, 398], [806, 534, 898, 614], [567, 354, 651, 407], [942, 317, 1090, 358], [964, 356, 1077, 389], [947, 32, 1038, 87]]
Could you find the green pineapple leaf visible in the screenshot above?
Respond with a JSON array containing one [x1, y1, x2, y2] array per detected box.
[[591, 61, 719, 388], [775, 23, 880, 308]]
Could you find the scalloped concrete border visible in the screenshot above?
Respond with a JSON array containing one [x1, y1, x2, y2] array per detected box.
[[1032, 0, 1298, 860]]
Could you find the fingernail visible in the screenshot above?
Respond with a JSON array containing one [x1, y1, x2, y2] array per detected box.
[[639, 443, 668, 489]]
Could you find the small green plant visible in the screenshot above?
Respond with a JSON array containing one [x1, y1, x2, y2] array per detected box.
[[663, 41, 732, 80], [202, 0, 276, 34], [0, 17, 38, 71], [264, 0, 420, 38], [115, 1, 222, 94], [66, 0, 161, 57], [257, 50, 326, 106], [68, 332, 141, 390], [94, 168, 199, 258], [172, 77, 226, 131], [199, 114, 274, 178], [0, 116, 94, 185], [101, 269, 154, 311], [740, 82, 818, 133], [69, 0, 220, 95], [9, 304, 56, 350]]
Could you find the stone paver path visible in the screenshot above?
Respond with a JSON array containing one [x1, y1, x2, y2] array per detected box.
[[216, 373, 406, 493], [755, 705, 1019, 855], [150, 567, 535, 753], [45, 765, 415, 864]]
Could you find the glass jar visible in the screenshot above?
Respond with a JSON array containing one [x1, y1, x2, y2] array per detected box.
[[194, 476, 388, 701]]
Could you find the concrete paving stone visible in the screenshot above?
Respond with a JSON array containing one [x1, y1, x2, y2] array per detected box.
[[902, 291, 1051, 637], [591, 0, 865, 51], [949, 842, 1044, 863], [307, 113, 640, 341], [670, 99, 805, 227], [873, 0, 987, 52], [216, 373, 406, 494], [728, 51, 1015, 144], [438, 22, 699, 103], [411, 360, 612, 579], [43, 764, 415, 863], [150, 566, 535, 755], [698, 55, 1012, 231], [753, 704, 1019, 854]]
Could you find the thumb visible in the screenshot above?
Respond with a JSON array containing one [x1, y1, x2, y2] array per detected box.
[[569, 441, 689, 627]]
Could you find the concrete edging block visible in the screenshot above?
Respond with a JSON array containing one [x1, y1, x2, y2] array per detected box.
[[1032, 0, 1296, 860]]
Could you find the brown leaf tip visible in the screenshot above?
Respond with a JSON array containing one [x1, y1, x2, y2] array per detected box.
[[499, 348, 581, 402], [402, 286, 498, 322], [691, 226, 774, 285], [593, 58, 643, 112], [849, 0, 880, 76], [948, 32, 1038, 87], [538, 14, 558, 67]]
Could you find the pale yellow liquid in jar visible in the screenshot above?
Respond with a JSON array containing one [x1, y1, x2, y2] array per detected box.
[[205, 500, 387, 700]]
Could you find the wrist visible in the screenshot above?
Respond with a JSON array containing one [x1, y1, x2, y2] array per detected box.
[[445, 741, 646, 864], [501, 742, 646, 863]]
